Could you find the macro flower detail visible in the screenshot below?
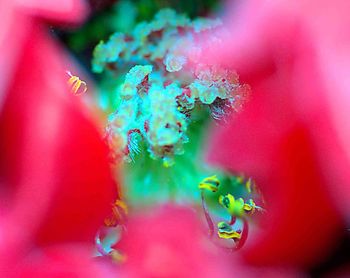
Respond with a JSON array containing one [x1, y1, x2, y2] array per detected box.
[[198, 175, 264, 250], [93, 9, 251, 165], [2, 0, 350, 277], [164, 54, 187, 72]]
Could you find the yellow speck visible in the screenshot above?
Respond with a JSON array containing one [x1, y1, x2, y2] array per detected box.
[[198, 175, 220, 192], [67, 71, 87, 95]]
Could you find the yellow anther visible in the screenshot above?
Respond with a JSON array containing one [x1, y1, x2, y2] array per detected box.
[[110, 250, 127, 263], [243, 203, 253, 212], [115, 199, 128, 215], [218, 230, 241, 240], [217, 221, 241, 239], [104, 199, 128, 227], [245, 178, 252, 193], [198, 175, 220, 192], [67, 71, 87, 95], [242, 199, 255, 213]]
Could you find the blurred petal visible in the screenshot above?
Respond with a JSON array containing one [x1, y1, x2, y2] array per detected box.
[[0, 21, 116, 246], [16, 0, 89, 25], [13, 244, 115, 278], [116, 206, 231, 277], [203, 0, 350, 269], [0, 1, 118, 277]]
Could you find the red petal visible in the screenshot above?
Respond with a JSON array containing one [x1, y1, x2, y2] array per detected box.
[[0, 22, 116, 247]]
